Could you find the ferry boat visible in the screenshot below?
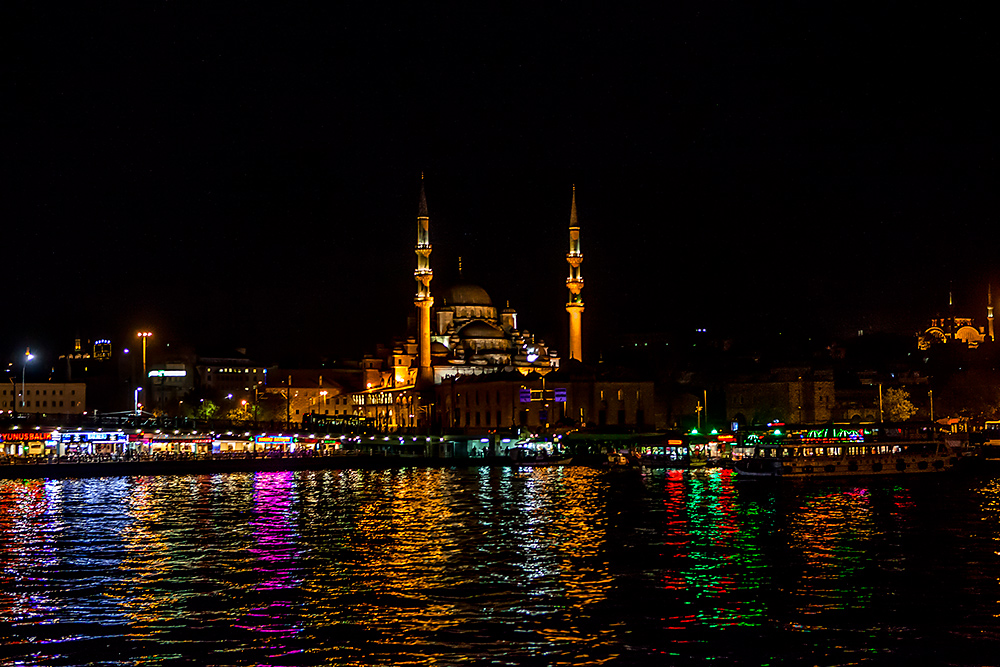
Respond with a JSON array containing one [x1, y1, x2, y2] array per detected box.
[[631, 432, 708, 469], [732, 423, 958, 478], [506, 439, 573, 466]]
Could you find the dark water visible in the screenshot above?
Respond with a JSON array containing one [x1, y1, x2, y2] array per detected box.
[[1, 466, 999, 666]]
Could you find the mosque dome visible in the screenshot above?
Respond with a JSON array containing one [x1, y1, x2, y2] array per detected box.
[[458, 320, 506, 339], [442, 284, 493, 307], [430, 341, 450, 356]]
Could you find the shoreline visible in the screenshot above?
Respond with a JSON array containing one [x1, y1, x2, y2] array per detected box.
[[0, 454, 601, 480], [0, 455, 503, 480]]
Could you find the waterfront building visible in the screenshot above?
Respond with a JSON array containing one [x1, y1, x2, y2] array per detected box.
[[1, 382, 86, 416], [262, 368, 360, 424], [434, 363, 656, 436], [147, 363, 195, 411], [195, 351, 270, 395], [726, 368, 835, 428]]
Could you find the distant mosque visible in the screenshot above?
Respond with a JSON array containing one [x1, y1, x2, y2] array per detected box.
[[359, 178, 583, 394], [918, 285, 995, 349]]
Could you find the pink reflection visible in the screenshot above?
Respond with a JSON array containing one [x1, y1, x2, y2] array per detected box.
[[235, 471, 302, 648]]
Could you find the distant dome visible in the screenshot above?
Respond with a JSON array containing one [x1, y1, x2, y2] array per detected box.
[[442, 284, 493, 307], [430, 341, 450, 355], [458, 320, 505, 339]]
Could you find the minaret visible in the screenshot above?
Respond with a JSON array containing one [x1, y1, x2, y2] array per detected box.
[[947, 284, 955, 337], [989, 284, 995, 341], [565, 185, 584, 362], [414, 175, 434, 389]]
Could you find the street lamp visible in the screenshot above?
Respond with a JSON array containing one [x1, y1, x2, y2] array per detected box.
[[137, 332, 153, 380], [22, 349, 34, 411], [135, 386, 143, 415]]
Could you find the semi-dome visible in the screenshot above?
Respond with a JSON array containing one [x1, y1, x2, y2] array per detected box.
[[458, 320, 506, 339], [442, 284, 493, 307]]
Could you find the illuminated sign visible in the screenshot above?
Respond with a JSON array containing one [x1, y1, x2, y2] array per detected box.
[[520, 389, 531, 403], [804, 428, 867, 442], [553, 388, 567, 402], [255, 435, 294, 445], [148, 370, 187, 377], [59, 431, 128, 443], [150, 437, 214, 444], [0, 431, 52, 442]]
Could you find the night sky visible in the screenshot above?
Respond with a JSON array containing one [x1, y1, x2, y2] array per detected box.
[[5, 4, 996, 367]]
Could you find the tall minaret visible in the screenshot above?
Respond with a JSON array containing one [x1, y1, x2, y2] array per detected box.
[[414, 175, 434, 389], [989, 284, 995, 341], [565, 185, 584, 362]]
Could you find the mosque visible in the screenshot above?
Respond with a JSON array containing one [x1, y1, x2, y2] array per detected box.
[[353, 179, 592, 432], [918, 286, 995, 350]]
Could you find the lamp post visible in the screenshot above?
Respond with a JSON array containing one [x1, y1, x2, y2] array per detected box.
[[22, 349, 34, 411], [137, 332, 153, 380], [135, 387, 143, 415]]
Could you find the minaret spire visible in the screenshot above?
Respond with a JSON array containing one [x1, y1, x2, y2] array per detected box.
[[565, 185, 584, 362], [989, 284, 995, 341], [414, 174, 434, 390]]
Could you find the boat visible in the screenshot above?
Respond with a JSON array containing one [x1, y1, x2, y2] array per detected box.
[[732, 423, 958, 478], [631, 432, 707, 469], [605, 448, 643, 471], [506, 441, 573, 466]]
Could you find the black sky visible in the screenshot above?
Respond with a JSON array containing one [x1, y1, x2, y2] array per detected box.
[[4, 3, 996, 366]]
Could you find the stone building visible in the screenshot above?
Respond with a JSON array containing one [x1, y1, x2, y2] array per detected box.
[[726, 368, 835, 427]]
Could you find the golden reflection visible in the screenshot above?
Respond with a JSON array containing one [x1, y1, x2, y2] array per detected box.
[[975, 477, 1000, 620], [785, 487, 877, 614], [112, 476, 189, 625]]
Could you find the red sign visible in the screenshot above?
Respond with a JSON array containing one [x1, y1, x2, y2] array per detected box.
[[0, 431, 52, 442]]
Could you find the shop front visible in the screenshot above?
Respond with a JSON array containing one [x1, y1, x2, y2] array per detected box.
[[1, 430, 56, 457], [57, 430, 130, 457]]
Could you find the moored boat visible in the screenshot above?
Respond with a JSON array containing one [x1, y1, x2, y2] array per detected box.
[[732, 423, 958, 478], [605, 448, 643, 471], [506, 440, 573, 466], [632, 432, 707, 469]]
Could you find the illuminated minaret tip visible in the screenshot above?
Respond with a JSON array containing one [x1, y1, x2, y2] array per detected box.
[[414, 173, 434, 389], [565, 184, 584, 362], [989, 284, 995, 341]]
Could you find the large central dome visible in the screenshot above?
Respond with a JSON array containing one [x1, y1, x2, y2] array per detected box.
[[442, 284, 493, 307]]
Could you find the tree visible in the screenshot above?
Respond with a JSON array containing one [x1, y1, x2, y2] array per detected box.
[[256, 391, 289, 423], [882, 387, 917, 422], [935, 369, 1000, 422]]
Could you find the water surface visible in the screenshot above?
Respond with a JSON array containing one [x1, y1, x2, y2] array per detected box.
[[1, 467, 998, 665]]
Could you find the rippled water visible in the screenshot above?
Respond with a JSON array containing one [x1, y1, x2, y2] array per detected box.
[[1, 467, 999, 665]]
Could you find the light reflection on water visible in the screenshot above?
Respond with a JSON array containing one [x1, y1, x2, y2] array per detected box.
[[0, 468, 999, 665]]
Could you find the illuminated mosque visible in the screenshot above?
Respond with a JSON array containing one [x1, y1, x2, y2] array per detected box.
[[361, 179, 581, 392], [355, 179, 588, 430], [918, 285, 995, 349]]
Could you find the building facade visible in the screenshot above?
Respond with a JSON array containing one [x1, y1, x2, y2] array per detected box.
[[2, 382, 87, 415]]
